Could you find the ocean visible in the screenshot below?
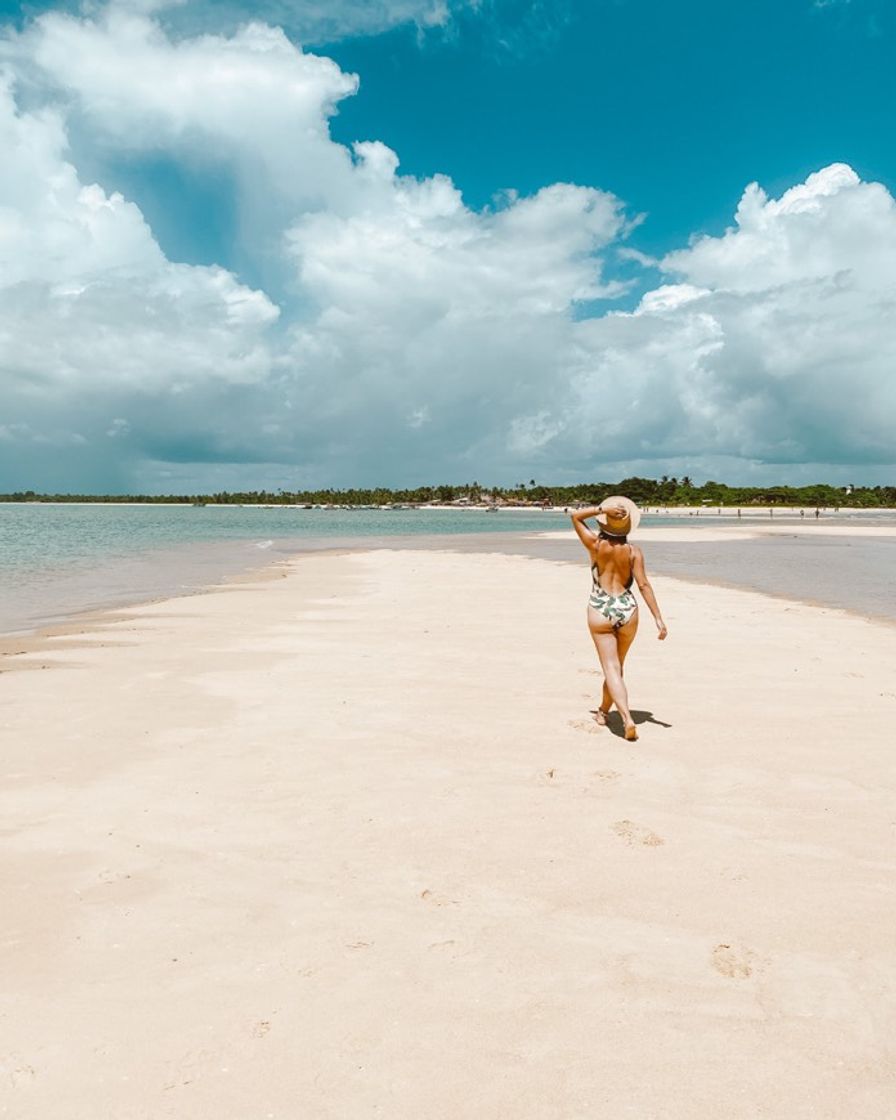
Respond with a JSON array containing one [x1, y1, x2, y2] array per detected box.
[[2, 503, 895, 635], [0, 503, 569, 634]]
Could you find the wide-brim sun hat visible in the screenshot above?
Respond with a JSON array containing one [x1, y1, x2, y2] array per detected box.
[[596, 495, 641, 537]]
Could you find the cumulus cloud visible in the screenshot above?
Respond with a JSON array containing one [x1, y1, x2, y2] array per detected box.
[[537, 163, 896, 474], [0, 61, 279, 488], [6, 9, 359, 241], [0, 6, 634, 488], [1, 4, 895, 491], [278, 160, 629, 476], [662, 164, 896, 293]]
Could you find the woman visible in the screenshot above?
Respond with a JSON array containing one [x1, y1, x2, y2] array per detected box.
[[571, 496, 667, 740]]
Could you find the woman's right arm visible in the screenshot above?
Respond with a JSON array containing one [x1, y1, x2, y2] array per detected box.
[[570, 505, 604, 551], [632, 548, 668, 640]]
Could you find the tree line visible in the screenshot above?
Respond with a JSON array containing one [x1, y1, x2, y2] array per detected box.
[[3, 477, 895, 507]]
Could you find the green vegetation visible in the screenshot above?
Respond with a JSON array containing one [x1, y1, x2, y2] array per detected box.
[[2, 478, 895, 507]]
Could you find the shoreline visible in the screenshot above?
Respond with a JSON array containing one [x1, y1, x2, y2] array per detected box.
[[4, 519, 896, 651], [4, 503, 895, 641], [0, 554, 302, 669], [3, 546, 895, 1118], [1, 499, 896, 512], [5, 499, 896, 524], [4, 499, 896, 515]]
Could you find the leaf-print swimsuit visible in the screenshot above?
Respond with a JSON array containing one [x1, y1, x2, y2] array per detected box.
[[589, 540, 637, 630]]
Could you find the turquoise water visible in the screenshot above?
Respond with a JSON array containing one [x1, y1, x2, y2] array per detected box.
[[2, 503, 895, 635], [0, 503, 569, 633], [0, 503, 567, 573]]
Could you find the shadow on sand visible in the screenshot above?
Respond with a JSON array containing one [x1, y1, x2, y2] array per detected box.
[[588, 709, 673, 739]]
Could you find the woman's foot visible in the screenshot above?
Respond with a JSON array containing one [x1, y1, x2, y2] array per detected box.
[[624, 722, 638, 741], [594, 707, 609, 726]]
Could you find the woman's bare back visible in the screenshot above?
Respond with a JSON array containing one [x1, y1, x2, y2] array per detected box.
[[591, 537, 635, 596]]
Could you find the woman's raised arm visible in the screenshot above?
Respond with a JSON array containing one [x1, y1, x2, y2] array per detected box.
[[570, 505, 604, 551]]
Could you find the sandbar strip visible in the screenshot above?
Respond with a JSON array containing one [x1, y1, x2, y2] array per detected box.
[[2, 549, 895, 1118]]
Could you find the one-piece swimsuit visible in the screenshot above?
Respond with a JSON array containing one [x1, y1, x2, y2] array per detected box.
[[589, 535, 637, 630]]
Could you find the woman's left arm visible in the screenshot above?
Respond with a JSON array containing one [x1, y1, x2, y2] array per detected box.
[[631, 547, 668, 640]]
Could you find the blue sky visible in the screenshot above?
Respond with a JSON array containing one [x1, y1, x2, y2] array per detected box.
[[324, 0, 895, 243], [1, 0, 895, 490]]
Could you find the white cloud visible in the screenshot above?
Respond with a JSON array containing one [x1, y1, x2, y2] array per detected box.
[[662, 164, 896, 294], [633, 284, 709, 315], [0, 6, 634, 487], [0, 60, 279, 487], [6, 10, 358, 225], [543, 164, 896, 472], [1, 5, 895, 491], [278, 164, 629, 478], [287, 166, 627, 318]]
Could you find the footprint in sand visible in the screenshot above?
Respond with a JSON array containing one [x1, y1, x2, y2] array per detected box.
[[593, 769, 620, 781], [7, 1061, 36, 1086], [251, 1020, 272, 1038], [611, 820, 664, 847], [567, 718, 600, 735], [420, 889, 459, 907], [711, 943, 756, 979]]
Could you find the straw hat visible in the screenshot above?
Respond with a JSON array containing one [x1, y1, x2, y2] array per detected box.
[[596, 495, 641, 537]]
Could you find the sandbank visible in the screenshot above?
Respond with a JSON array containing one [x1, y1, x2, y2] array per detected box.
[[2, 548, 895, 1118]]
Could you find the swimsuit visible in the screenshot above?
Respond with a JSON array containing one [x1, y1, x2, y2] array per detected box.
[[589, 534, 637, 629]]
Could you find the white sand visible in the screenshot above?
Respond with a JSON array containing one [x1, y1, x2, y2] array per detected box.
[[2, 549, 895, 1118]]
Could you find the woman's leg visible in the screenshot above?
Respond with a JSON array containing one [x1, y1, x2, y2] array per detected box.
[[590, 615, 639, 739], [600, 613, 638, 714]]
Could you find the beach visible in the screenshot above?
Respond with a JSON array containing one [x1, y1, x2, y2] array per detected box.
[[2, 539, 895, 1118]]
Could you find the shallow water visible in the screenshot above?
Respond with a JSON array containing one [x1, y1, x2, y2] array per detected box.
[[0, 504, 566, 633], [1, 503, 895, 634]]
